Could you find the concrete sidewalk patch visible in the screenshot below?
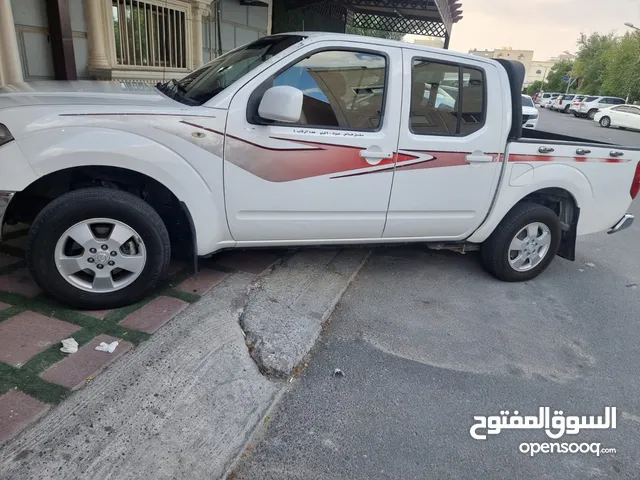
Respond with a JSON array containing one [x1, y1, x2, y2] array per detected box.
[[240, 249, 370, 378], [0, 273, 282, 480]]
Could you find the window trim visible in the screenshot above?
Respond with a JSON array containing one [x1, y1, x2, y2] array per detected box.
[[409, 56, 488, 138], [246, 47, 391, 133]]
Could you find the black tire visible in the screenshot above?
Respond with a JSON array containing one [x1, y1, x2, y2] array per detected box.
[[599, 116, 611, 128], [480, 203, 561, 282], [587, 109, 598, 120], [27, 188, 171, 309], [573, 113, 580, 117], [563, 105, 571, 113]]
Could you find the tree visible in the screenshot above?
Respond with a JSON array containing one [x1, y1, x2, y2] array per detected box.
[[574, 32, 618, 95], [601, 32, 640, 102], [525, 81, 542, 96], [544, 60, 575, 93]]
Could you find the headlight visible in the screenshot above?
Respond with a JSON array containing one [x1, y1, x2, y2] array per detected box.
[[530, 114, 538, 119], [0, 124, 14, 147]]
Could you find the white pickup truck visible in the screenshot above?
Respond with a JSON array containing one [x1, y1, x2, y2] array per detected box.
[[1, 33, 638, 309]]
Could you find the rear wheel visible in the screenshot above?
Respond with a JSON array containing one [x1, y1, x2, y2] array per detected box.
[[563, 105, 571, 113], [481, 203, 561, 282], [588, 109, 598, 120], [27, 188, 170, 309], [599, 116, 611, 128]]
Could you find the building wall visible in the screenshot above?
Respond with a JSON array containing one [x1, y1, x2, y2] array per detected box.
[[2, 0, 271, 87], [469, 47, 534, 85], [526, 60, 556, 86], [203, 0, 269, 62], [10, 0, 89, 81]]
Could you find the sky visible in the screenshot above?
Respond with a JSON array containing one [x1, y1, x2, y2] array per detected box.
[[442, 0, 640, 60]]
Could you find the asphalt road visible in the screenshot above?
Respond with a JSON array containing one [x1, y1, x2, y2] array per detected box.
[[536, 107, 640, 147], [234, 151, 640, 477]]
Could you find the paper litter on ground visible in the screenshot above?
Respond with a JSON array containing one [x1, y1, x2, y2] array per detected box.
[[95, 341, 119, 353], [60, 338, 78, 354]]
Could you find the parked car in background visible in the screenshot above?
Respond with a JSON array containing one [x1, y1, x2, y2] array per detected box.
[[551, 94, 577, 113], [536, 92, 560, 108], [594, 104, 640, 130], [578, 96, 626, 119], [567, 95, 587, 114], [521, 95, 538, 129]]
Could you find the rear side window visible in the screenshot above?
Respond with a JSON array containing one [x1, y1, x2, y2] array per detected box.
[[410, 59, 486, 136], [615, 106, 630, 112], [612, 98, 625, 104], [585, 96, 599, 102]]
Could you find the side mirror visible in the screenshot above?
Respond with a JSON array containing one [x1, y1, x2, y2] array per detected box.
[[258, 86, 303, 123]]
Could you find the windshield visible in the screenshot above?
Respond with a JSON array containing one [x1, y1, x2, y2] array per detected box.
[[521, 95, 534, 107], [165, 35, 304, 106]]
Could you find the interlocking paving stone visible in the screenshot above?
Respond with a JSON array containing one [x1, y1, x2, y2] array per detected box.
[[176, 269, 227, 295], [119, 296, 188, 334], [40, 335, 133, 389], [211, 250, 281, 274], [82, 309, 112, 320], [0, 269, 41, 298], [0, 312, 81, 367], [0, 390, 50, 443]]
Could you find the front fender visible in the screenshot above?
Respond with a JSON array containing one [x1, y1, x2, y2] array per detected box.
[[16, 127, 231, 255], [468, 163, 593, 243]]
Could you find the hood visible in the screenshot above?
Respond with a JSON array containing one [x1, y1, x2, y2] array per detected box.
[[0, 80, 178, 109], [523, 105, 538, 115]]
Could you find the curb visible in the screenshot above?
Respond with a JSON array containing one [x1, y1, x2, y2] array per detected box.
[[239, 248, 371, 378]]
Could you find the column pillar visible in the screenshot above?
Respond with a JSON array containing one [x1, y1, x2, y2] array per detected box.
[[0, 0, 24, 85], [192, 3, 211, 70], [84, 0, 110, 69]]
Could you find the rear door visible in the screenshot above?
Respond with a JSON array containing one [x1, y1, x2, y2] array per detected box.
[[223, 41, 403, 242], [383, 49, 505, 240], [625, 105, 640, 129]]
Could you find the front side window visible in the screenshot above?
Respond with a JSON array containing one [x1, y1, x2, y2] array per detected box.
[[272, 50, 387, 130], [629, 107, 640, 115], [410, 59, 486, 136]]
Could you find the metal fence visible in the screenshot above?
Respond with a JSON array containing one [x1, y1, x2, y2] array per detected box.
[[112, 0, 187, 69]]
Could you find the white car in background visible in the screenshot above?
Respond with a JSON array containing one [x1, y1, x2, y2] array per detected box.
[[594, 104, 640, 130], [551, 94, 577, 113], [567, 95, 587, 114], [536, 92, 560, 108], [522, 95, 539, 129], [578, 96, 626, 119]]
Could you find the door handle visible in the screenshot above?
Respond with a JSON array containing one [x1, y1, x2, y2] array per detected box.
[[576, 148, 591, 155], [538, 146, 555, 154], [465, 152, 494, 163], [359, 149, 393, 165], [610, 150, 624, 157]]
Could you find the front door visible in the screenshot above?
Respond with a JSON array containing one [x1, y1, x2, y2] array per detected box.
[[224, 42, 403, 243], [383, 49, 505, 240]]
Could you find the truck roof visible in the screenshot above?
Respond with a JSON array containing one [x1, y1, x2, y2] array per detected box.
[[285, 32, 499, 67]]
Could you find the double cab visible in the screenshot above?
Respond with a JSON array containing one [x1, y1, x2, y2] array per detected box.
[[0, 33, 638, 309]]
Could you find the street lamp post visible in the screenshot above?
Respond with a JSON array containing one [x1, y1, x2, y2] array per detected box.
[[563, 50, 577, 94]]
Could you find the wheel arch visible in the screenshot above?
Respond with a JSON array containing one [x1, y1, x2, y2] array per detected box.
[[5, 165, 207, 268], [468, 168, 590, 262]]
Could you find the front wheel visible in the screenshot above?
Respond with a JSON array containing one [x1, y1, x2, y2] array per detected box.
[[599, 116, 611, 128], [481, 203, 561, 282], [27, 188, 171, 309]]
